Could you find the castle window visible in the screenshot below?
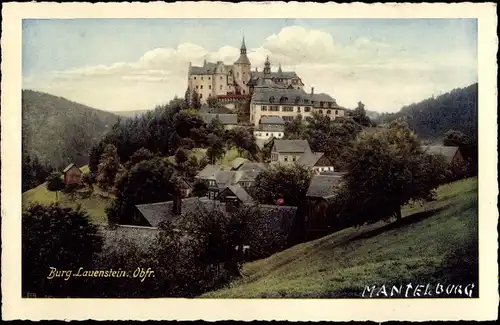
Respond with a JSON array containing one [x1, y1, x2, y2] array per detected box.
[[200, 85, 203, 89], [305, 107, 311, 112], [196, 85, 199, 89], [194, 77, 197, 80], [201, 77, 204, 80], [284, 156, 288, 162], [335, 110, 338, 115], [297, 107, 301, 113], [318, 110, 323, 114], [209, 85, 212, 90], [269, 106, 279, 112], [266, 133, 269, 136], [292, 156, 296, 162], [220, 85, 223, 90], [326, 110, 331, 114], [282, 106, 293, 112], [243, 90, 245, 94], [328, 102, 332, 108], [261, 106, 268, 111], [208, 77, 211, 80]]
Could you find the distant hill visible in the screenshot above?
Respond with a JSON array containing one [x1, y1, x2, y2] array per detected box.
[[376, 83, 478, 142], [112, 109, 152, 118], [365, 109, 380, 120], [22, 90, 120, 169]]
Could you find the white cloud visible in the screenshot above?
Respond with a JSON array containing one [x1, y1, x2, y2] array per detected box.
[[23, 25, 477, 113]]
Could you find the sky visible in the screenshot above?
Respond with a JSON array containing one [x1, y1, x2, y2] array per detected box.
[[22, 18, 477, 113]]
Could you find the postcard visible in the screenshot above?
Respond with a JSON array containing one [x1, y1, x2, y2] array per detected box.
[[1, 1, 498, 321]]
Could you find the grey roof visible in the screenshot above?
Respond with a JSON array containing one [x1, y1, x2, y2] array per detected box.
[[238, 162, 270, 172], [250, 77, 283, 89], [133, 198, 298, 237], [257, 124, 285, 132], [63, 163, 80, 173], [306, 175, 344, 198], [135, 197, 207, 227], [273, 139, 311, 153], [190, 61, 234, 76], [311, 93, 336, 103], [250, 71, 299, 79], [298, 152, 325, 167], [98, 225, 160, 254], [234, 53, 251, 65], [422, 145, 459, 163], [224, 184, 254, 204], [320, 171, 347, 177], [196, 164, 223, 180], [231, 157, 249, 170], [251, 87, 312, 105], [190, 62, 218, 75], [260, 116, 285, 125], [215, 170, 241, 188], [200, 113, 238, 125]]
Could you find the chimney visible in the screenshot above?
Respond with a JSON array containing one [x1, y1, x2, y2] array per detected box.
[[311, 87, 314, 95], [172, 194, 182, 215]]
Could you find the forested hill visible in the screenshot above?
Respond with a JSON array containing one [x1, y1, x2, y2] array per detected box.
[[376, 83, 478, 142], [22, 90, 120, 169]]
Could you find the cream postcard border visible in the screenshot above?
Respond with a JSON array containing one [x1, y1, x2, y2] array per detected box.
[[1, 1, 498, 321]]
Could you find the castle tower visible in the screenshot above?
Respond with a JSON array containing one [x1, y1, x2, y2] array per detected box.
[[233, 36, 251, 94], [263, 55, 271, 77], [214, 61, 227, 96]]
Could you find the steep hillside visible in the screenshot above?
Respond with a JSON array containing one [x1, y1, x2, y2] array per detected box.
[[376, 83, 478, 142], [22, 90, 120, 168], [203, 177, 478, 298], [111, 110, 152, 118]]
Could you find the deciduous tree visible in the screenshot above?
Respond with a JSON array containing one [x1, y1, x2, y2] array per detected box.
[[22, 204, 103, 297], [336, 122, 448, 227], [46, 172, 65, 201], [250, 163, 314, 207]]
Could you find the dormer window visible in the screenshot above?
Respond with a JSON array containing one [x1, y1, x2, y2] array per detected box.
[[327, 110, 331, 114], [269, 96, 275, 103]]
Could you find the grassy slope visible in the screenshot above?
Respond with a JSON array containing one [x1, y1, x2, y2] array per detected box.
[[203, 177, 478, 298], [22, 165, 111, 225]]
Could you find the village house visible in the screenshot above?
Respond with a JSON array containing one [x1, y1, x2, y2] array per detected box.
[[297, 151, 335, 174], [200, 113, 238, 130], [270, 139, 312, 164], [128, 196, 299, 257], [195, 161, 269, 200], [304, 173, 346, 240], [253, 116, 285, 145], [268, 139, 335, 172], [217, 184, 254, 204], [422, 144, 478, 179], [62, 163, 82, 185], [422, 145, 463, 165]]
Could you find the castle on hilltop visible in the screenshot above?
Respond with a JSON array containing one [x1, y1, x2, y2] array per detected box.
[[187, 37, 345, 130]]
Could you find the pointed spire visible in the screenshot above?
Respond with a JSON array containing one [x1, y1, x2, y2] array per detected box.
[[278, 63, 282, 74], [240, 34, 247, 54], [203, 55, 207, 67]]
